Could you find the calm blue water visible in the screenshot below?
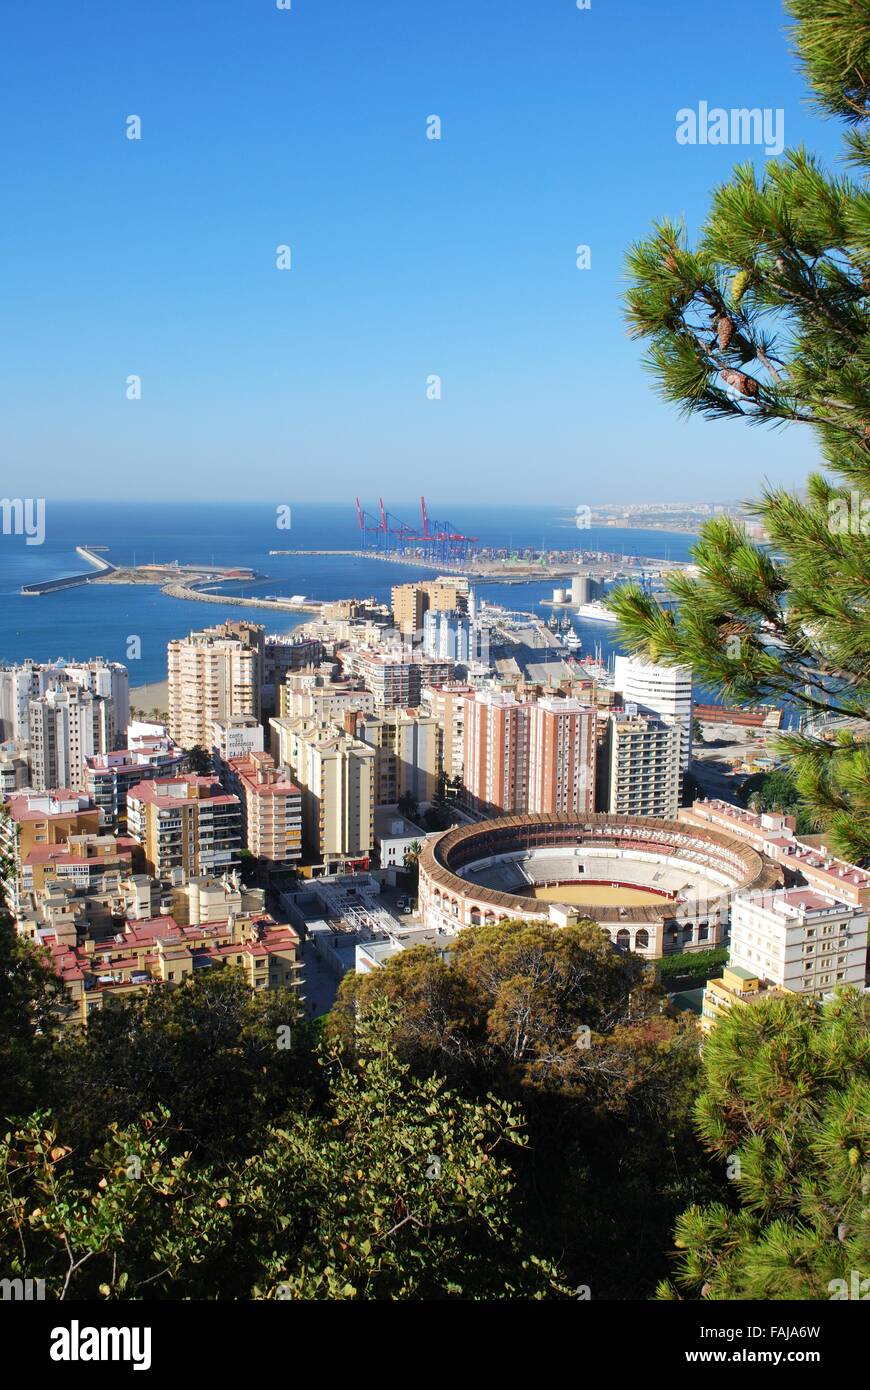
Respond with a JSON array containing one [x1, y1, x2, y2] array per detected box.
[[0, 501, 697, 686]]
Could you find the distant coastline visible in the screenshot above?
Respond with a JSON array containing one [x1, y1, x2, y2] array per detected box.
[[0, 501, 700, 685]]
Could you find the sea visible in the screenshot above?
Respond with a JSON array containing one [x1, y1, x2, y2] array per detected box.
[[0, 501, 698, 689]]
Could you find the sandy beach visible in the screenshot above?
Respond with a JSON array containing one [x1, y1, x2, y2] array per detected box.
[[130, 679, 169, 714]]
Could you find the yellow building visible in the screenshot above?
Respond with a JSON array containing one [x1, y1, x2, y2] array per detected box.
[[168, 621, 264, 750], [357, 708, 442, 806], [49, 912, 301, 1028], [391, 581, 467, 636], [700, 965, 787, 1033], [0, 790, 103, 914], [126, 776, 242, 883], [269, 716, 376, 870]]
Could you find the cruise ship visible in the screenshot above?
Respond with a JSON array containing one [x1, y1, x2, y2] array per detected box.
[[574, 600, 618, 624]]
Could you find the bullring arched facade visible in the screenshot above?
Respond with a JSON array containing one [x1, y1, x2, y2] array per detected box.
[[417, 813, 784, 958]]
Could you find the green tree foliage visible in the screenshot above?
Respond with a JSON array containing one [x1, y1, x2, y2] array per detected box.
[[655, 946, 728, 984], [786, 0, 870, 124], [237, 846, 260, 886], [335, 920, 720, 1298], [0, 917, 63, 1126], [658, 990, 870, 1300], [49, 970, 311, 1162], [613, 0, 870, 863], [0, 1001, 565, 1300], [185, 744, 212, 775], [335, 919, 656, 1080], [739, 764, 819, 833]]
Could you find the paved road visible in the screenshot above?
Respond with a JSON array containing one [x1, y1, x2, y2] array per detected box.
[[297, 940, 343, 1019]]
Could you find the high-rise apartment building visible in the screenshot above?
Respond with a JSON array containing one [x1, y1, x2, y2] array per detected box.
[[729, 887, 868, 995], [0, 660, 129, 744], [599, 711, 682, 819], [422, 609, 473, 663], [350, 652, 454, 708], [0, 664, 39, 741], [527, 697, 596, 816], [462, 689, 532, 816], [357, 708, 442, 806], [225, 750, 302, 869], [262, 634, 326, 715], [391, 580, 468, 636], [64, 661, 130, 738], [421, 682, 475, 779], [29, 685, 115, 792], [269, 717, 375, 870], [168, 621, 265, 750], [126, 776, 242, 883], [613, 655, 693, 770], [461, 690, 597, 817]]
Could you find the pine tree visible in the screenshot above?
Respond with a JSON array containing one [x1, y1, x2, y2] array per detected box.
[[657, 990, 870, 1300], [613, 1, 870, 863]]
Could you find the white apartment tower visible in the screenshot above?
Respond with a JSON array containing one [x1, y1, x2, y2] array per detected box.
[[29, 685, 114, 791], [0, 659, 128, 745], [613, 655, 693, 770], [730, 887, 868, 996], [64, 661, 130, 738]]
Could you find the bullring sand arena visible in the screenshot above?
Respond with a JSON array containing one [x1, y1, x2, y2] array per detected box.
[[417, 813, 785, 958], [529, 882, 671, 907]]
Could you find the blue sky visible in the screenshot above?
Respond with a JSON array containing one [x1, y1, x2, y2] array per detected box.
[[0, 0, 847, 507]]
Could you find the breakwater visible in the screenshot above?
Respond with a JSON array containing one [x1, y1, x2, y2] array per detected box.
[[21, 545, 115, 595], [161, 582, 322, 614]]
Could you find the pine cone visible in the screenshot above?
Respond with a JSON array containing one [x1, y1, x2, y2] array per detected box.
[[730, 269, 753, 304], [717, 315, 735, 350], [720, 368, 759, 398]]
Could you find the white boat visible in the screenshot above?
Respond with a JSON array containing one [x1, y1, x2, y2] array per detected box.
[[562, 631, 582, 650], [574, 600, 617, 624]]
